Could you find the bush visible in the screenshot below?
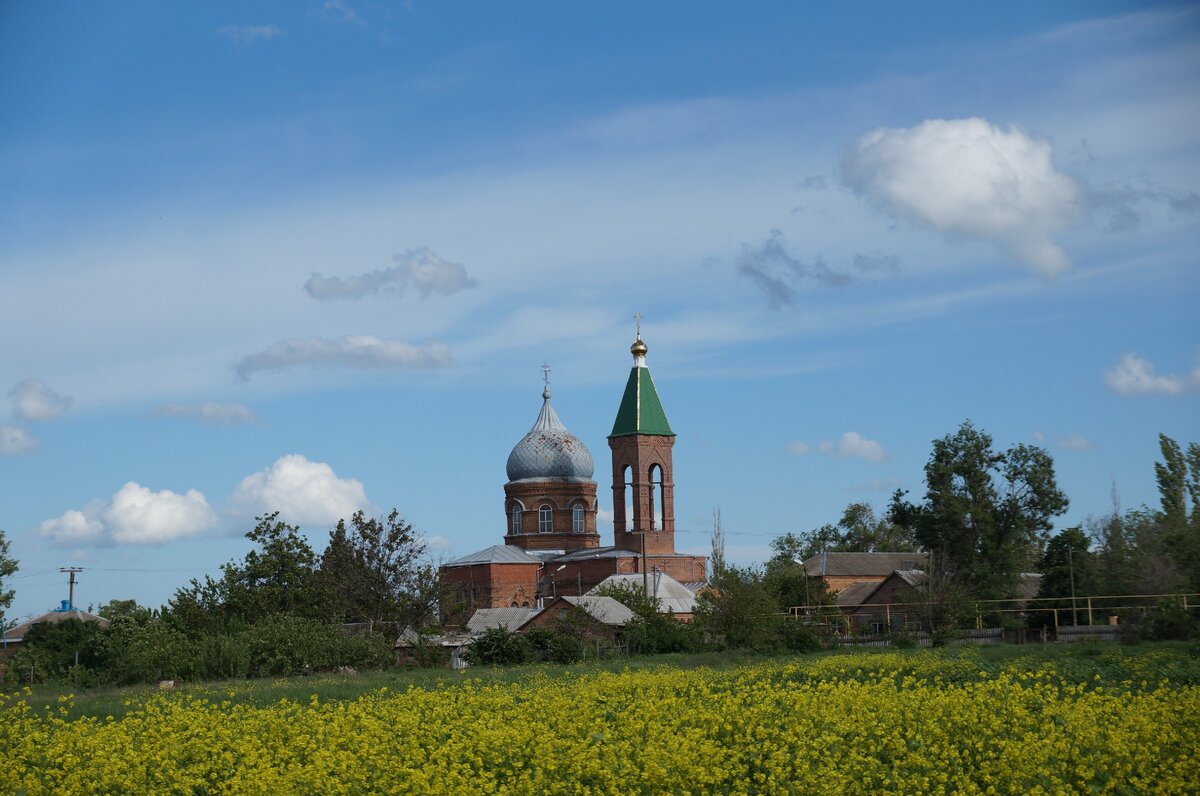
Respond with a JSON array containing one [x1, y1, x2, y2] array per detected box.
[[465, 627, 531, 666], [526, 628, 584, 664]]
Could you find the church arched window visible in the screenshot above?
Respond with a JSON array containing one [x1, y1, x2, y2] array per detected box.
[[572, 504, 585, 533], [511, 505, 523, 534], [539, 504, 553, 533]]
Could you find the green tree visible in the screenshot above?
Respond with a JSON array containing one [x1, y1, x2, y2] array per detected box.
[[769, 501, 916, 564], [694, 566, 782, 650], [1036, 527, 1097, 626], [891, 421, 1067, 604], [319, 509, 434, 626], [223, 512, 326, 621], [0, 529, 16, 623]]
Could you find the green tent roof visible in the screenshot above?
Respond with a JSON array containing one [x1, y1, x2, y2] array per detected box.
[[609, 366, 675, 437]]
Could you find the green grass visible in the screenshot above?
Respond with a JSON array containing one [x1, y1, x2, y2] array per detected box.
[[6, 640, 1197, 722]]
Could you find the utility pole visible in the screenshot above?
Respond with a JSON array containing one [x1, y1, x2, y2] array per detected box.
[[60, 567, 84, 610]]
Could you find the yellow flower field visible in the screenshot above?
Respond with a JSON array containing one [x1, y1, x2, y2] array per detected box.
[[2, 651, 1197, 794]]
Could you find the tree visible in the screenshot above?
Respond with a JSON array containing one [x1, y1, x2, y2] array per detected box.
[[1036, 526, 1097, 626], [770, 501, 916, 564], [891, 421, 1067, 604], [319, 509, 433, 627], [710, 505, 726, 577], [0, 529, 16, 623], [222, 512, 325, 621]]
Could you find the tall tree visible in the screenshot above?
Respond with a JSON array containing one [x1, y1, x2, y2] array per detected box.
[[710, 505, 726, 577], [0, 529, 17, 623], [223, 512, 325, 621], [892, 421, 1067, 602], [1037, 526, 1097, 625], [1155, 434, 1189, 530], [320, 509, 432, 626]]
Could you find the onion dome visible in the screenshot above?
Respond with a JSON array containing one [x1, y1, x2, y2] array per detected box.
[[506, 386, 595, 482]]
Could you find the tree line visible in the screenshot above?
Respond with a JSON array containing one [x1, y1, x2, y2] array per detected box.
[[1, 510, 440, 687]]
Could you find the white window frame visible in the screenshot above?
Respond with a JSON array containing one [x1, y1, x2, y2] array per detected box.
[[539, 505, 553, 533]]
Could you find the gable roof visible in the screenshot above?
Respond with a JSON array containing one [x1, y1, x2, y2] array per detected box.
[[442, 544, 544, 568], [834, 580, 880, 609], [587, 573, 697, 615], [559, 596, 635, 626], [609, 367, 674, 437], [802, 551, 927, 578], [467, 607, 542, 634]]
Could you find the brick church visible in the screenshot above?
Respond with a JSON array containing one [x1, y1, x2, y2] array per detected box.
[[440, 330, 708, 619]]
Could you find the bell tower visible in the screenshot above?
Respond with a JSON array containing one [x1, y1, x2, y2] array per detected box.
[[609, 321, 677, 556]]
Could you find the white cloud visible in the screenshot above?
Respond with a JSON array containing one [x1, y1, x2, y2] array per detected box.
[[847, 478, 902, 493], [218, 25, 283, 45], [230, 454, 372, 526], [305, 247, 476, 301], [842, 117, 1082, 276], [38, 482, 220, 546], [9, 378, 72, 421], [791, 434, 886, 461], [818, 432, 887, 463], [1058, 434, 1094, 451], [1032, 430, 1046, 443], [1105, 351, 1199, 396], [151, 402, 257, 425], [320, 0, 360, 24], [235, 335, 452, 379], [0, 425, 38, 455]]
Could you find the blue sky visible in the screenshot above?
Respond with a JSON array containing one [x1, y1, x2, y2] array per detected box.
[[2, 2, 1198, 621]]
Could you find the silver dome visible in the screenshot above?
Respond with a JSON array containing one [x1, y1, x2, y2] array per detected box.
[[506, 388, 595, 482]]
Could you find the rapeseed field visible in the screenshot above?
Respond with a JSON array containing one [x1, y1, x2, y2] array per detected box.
[[2, 648, 1197, 794]]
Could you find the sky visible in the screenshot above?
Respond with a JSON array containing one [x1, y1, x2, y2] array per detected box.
[[1, 1, 1198, 622]]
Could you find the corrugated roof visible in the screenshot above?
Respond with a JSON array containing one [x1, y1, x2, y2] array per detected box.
[[552, 546, 637, 562], [587, 573, 698, 615], [803, 551, 927, 578], [442, 544, 544, 568], [561, 596, 635, 625], [467, 607, 542, 633], [609, 367, 674, 438]]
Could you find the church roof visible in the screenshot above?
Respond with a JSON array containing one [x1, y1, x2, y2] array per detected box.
[[442, 544, 544, 568], [609, 366, 674, 438], [506, 387, 595, 482]]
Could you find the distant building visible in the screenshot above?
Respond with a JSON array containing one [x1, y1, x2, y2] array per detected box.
[[1, 600, 110, 663], [801, 551, 927, 593], [440, 332, 708, 622]]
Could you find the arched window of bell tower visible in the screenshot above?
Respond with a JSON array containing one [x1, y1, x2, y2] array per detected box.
[[649, 463, 664, 531]]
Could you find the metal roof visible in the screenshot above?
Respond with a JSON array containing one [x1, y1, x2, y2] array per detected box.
[[609, 365, 674, 438], [442, 544, 545, 568], [506, 388, 595, 483], [802, 551, 927, 578], [588, 573, 698, 615], [560, 596, 635, 625], [467, 607, 542, 633]]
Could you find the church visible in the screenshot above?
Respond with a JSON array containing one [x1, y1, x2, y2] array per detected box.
[[439, 329, 708, 621]]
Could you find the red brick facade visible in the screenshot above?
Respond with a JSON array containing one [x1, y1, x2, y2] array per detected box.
[[504, 480, 600, 552], [610, 434, 677, 556]]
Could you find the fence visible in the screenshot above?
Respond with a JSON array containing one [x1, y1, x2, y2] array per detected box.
[[835, 627, 1004, 649]]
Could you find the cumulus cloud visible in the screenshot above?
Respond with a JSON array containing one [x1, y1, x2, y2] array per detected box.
[[0, 425, 38, 455], [38, 482, 220, 546], [789, 433, 886, 462], [9, 378, 72, 421], [218, 24, 283, 44], [230, 454, 372, 526], [819, 432, 888, 463], [842, 117, 1082, 276], [1058, 434, 1094, 451], [150, 402, 257, 425], [736, 229, 853, 309], [1105, 351, 1200, 396], [305, 248, 476, 301], [235, 335, 452, 379], [320, 0, 361, 24]]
